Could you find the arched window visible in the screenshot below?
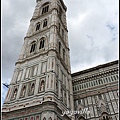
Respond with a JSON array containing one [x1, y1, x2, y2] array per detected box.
[[36, 22, 40, 31], [39, 38, 45, 49], [42, 3, 49, 15], [12, 88, 18, 100], [30, 41, 36, 53], [43, 19, 48, 28]]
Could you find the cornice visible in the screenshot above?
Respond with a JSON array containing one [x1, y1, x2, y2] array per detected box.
[[71, 60, 118, 78]]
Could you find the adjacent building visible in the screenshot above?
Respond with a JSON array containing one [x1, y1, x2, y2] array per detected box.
[[72, 60, 118, 120]]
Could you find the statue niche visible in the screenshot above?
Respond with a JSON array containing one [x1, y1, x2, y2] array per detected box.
[[39, 80, 45, 91], [29, 83, 35, 95], [20, 85, 26, 98]]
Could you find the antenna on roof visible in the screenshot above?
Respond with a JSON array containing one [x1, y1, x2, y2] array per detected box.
[[2, 83, 9, 88]]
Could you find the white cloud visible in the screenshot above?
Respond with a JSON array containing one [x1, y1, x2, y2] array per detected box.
[[64, 0, 118, 72], [2, 0, 118, 103]]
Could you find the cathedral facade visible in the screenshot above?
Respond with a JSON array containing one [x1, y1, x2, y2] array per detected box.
[[2, 0, 119, 120]]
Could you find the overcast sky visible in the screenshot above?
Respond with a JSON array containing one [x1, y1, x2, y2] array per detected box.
[[1, 0, 119, 105]]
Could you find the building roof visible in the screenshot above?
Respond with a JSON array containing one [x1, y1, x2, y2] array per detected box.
[[71, 60, 119, 77]]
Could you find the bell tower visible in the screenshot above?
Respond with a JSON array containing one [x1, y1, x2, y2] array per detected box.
[[2, 0, 74, 120]]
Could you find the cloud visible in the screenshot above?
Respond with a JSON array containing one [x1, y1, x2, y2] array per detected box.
[[2, 0, 118, 104], [64, 0, 118, 73]]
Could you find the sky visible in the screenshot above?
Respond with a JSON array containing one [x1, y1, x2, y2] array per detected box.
[[1, 0, 119, 105]]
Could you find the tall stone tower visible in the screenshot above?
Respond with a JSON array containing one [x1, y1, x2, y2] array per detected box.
[[2, 0, 74, 120]]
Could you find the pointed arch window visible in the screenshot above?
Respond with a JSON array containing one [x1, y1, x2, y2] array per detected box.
[[39, 38, 45, 49], [30, 41, 36, 53], [36, 22, 41, 31], [42, 3, 49, 15], [43, 19, 48, 28]]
